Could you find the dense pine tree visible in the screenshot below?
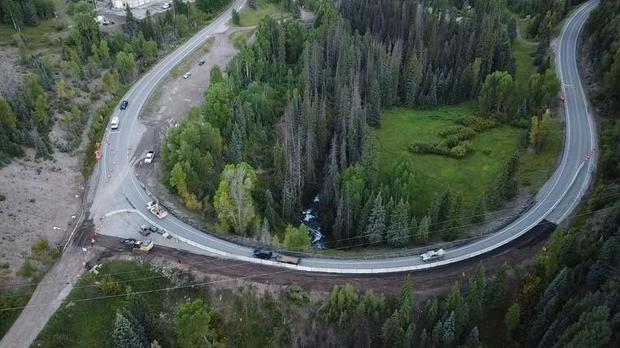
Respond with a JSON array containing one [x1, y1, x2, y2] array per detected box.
[[365, 194, 386, 245], [386, 200, 410, 247]]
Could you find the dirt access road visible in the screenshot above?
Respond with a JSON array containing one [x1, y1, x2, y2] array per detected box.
[[94, 219, 552, 299]]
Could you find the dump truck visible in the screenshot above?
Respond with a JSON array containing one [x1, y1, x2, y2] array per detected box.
[[147, 200, 168, 219], [420, 249, 445, 262], [275, 254, 301, 265]]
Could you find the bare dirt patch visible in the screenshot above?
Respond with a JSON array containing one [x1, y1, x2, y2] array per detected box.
[[0, 47, 22, 96], [0, 149, 83, 282]]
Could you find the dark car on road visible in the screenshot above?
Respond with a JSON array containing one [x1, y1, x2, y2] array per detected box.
[[120, 100, 129, 110], [253, 249, 273, 260]]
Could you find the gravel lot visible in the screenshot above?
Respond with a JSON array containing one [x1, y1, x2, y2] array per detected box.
[[134, 27, 247, 218]]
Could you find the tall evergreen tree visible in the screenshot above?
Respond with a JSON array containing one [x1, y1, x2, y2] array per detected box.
[[365, 193, 386, 245], [112, 311, 145, 348], [416, 216, 430, 245], [386, 200, 410, 247], [404, 55, 421, 106], [471, 195, 487, 223], [408, 216, 418, 244], [487, 264, 508, 308]]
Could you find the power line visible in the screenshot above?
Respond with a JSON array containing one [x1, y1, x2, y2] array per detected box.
[[0, 203, 617, 313]]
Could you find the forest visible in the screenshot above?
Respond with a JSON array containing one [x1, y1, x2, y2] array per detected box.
[[478, 1, 620, 346], [42, 0, 619, 339], [161, 0, 560, 250], [584, 0, 620, 120], [0, 0, 56, 29], [507, 0, 587, 38], [0, 0, 231, 169]]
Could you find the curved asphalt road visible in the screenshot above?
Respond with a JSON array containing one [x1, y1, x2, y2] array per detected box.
[[93, 0, 598, 273]]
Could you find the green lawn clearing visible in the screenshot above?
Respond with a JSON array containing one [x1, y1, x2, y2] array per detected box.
[[238, 0, 288, 27], [375, 104, 524, 216], [512, 35, 537, 98], [518, 118, 563, 191]]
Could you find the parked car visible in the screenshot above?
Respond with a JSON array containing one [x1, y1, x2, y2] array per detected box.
[[198, 59, 205, 66], [139, 225, 152, 236], [162, 3, 171, 9], [121, 238, 138, 250], [120, 100, 129, 110], [253, 249, 273, 260], [144, 151, 155, 164], [152, 228, 171, 239], [183, 72, 191, 79], [122, 238, 137, 245]]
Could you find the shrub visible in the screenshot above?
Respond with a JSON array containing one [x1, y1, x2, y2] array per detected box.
[[18, 260, 38, 278], [99, 275, 124, 296], [457, 116, 496, 131], [52, 19, 66, 31], [409, 140, 473, 159], [285, 285, 311, 304], [283, 224, 311, 251], [82, 89, 127, 177], [449, 141, 473, 158], [438, 126, 477, 140], [232, 9, 240, 25]]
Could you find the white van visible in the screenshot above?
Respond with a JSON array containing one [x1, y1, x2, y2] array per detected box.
[[110, 116, 120, 130]]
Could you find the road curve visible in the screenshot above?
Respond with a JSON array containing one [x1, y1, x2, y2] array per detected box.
[[92, 0, 598, 273]]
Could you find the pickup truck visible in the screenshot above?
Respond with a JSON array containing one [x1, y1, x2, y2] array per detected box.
[[420, 249, 445, 262], [147, 200, 168, 219]]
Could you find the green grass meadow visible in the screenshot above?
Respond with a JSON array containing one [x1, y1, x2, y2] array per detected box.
[[375, 104, 524, 216], [238, 0, 288, 27]]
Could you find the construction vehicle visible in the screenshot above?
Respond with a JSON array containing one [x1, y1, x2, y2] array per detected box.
[[121, 238, 154, 252], [420, 249, 445, 262], [147, 200, 167, 219], [137, 239, 154, 252]]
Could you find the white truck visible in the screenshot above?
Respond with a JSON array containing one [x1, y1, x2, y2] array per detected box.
[[147, 200, 168, 219], [420, 249, 445, 262]]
